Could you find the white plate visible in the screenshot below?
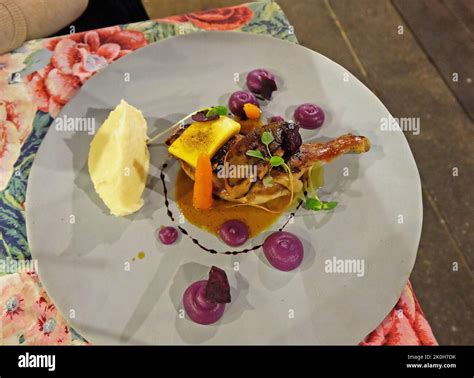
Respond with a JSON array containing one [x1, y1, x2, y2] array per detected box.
[[26, 31, 422, 345]]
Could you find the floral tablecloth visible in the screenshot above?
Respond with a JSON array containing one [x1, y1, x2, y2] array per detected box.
[[0, 0, 437, 345]]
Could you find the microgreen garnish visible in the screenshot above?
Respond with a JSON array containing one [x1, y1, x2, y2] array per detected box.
[[246, 131, 285, 168], [306, 193, 338, 211], [147, 105, 228, 144], [261, 131, 274, 145], [269, 156, 284, 167], [206, 105, 228, 117], [261, 131, 274, 157], [246, 150, 265, 159], [245, 131, 295, 205]]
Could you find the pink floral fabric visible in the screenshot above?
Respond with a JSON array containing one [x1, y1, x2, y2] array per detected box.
[[159, 4, 254, 31], [359, 282, 437, 345], [1, 272, 87, 345], [0, 54, 37, 190], [27, 26, 147, 118]]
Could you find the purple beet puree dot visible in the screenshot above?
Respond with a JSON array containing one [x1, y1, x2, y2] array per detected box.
[[183, 280, 225, 325], [156, 226, 179, 245]]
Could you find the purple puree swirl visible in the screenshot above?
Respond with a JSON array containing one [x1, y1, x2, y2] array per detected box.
[[219, 220, 249, 247], [246, 69, 277, 100], [263, 231, 304, 271], [183, 280, 225, 325], [157, 226, 179, 245], [294, 103, 325, 129], [228, 91, 259, 118]]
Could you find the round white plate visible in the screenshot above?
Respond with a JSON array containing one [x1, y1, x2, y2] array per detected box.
[[26, 31, 422, 345]]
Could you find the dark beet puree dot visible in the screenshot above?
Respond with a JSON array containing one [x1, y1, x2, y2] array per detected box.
[[157, 226, 179, 245], [263, 231, 304, 271], [183, 280, 225, 325], [228, 91, 259, 119], [219, 220, 249, 247], [246, 69, 278, 100], [294, 103, 325, 129]]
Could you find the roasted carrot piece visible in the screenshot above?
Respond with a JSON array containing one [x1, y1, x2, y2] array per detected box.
[[243, 103, 261, 120], [193, 153, 213, 210]]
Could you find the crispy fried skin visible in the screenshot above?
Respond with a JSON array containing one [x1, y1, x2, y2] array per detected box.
[[289, 134, 371, 172]]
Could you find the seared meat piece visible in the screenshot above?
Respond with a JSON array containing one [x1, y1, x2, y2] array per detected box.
[[217, 133, 370, 204], [218, 122, 301, 193], [167, 121, 370, 206]]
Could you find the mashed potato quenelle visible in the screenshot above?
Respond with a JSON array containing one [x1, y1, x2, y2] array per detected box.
[[88, 100, 150, 216]]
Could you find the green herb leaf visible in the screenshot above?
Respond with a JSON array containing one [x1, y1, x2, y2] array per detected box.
[[206, 108, 217, 117], [261, 131, 274, 146], [306, 197, 323, 211], [322, 201, 338, 210], [218, 106, 229, 115], [306, 193, 338, 211], [206, 105, 228, 117], [246, 150, 265, 160], [269, 156, 285, 167]]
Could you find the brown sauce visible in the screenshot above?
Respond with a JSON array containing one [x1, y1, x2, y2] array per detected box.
[[175, 169, 289, 237]]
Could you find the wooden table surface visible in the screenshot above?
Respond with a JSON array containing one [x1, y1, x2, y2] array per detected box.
[[141, 0, 473, 345]]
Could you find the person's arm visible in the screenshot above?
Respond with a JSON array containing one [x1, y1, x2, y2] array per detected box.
[[0, 0, 89, 54]]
